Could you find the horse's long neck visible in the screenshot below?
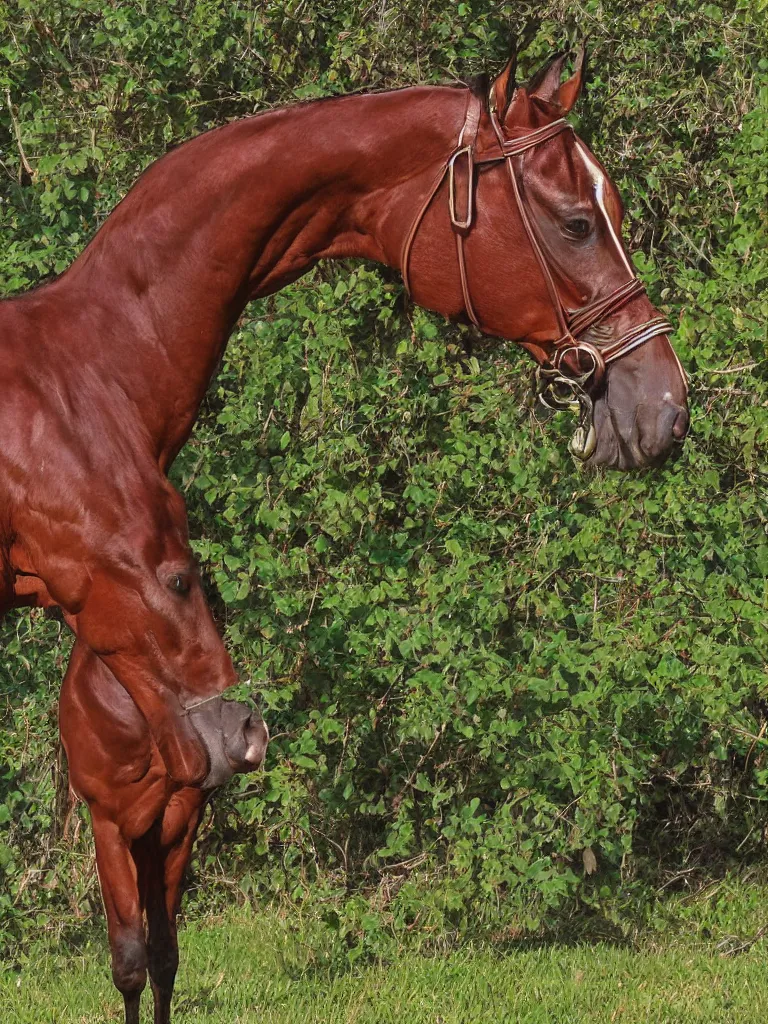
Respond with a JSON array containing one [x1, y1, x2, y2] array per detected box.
[[45, 86, 466, 467]]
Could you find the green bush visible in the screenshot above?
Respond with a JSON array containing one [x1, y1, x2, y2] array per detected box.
[[1, 0, 766, 946]]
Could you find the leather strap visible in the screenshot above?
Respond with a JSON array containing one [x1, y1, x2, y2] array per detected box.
[[567, 279, 644, 337], [400, 163, 450, 298], [453, 91, 484, 327], [601, 316, 674, 364]]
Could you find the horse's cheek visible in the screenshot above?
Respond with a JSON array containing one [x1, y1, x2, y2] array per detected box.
[[74, 574, 142, 654], [17, 547, 92, 615]]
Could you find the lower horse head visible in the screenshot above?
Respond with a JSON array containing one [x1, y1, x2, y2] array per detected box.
[[402, 46, 688, 469], [63, 473, 241, 785]]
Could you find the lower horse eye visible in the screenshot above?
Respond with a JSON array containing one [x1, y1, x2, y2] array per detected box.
[[169, 574, 190, 594]]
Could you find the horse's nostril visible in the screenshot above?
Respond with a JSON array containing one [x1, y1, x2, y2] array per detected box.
[[243, 717, 269, 768], [672, 406, 689, 441]]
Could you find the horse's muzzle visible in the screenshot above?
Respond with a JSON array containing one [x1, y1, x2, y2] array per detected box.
[[184, 697, 268, 789], [240, 710, 270, 771], [588, 396, 690, 470], [672, 406, 690, 441], [638, 401, 690, 463]]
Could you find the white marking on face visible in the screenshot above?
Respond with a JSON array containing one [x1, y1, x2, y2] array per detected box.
[[575, 141, 634, 275], [575, 141, 688, 394], [668, 343, 689, 394]]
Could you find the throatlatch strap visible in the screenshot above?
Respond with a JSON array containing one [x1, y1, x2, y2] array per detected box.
[[452, 93, 483, 327], [400, 163, 451, 298]]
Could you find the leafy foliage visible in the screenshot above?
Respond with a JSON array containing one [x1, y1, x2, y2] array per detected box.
[[0, 0, 767, 946]]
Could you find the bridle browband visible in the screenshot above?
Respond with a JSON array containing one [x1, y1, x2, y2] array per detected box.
[[400, 89, 674, 394]]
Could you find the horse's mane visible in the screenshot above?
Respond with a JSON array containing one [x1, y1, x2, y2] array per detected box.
[[270, 72, 488, 117], [2, 74, 490, 302]]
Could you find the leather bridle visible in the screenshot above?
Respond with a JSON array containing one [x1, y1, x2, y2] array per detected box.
[[400, 89, 676, 457]]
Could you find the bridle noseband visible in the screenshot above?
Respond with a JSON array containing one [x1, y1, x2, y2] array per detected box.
[[400, 90, 675, 460]]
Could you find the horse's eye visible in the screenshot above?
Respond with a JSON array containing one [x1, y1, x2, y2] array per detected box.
[[565, 217, 591, 239], [168, 574, 191, 596]]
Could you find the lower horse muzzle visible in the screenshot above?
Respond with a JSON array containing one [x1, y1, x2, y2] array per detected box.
[[182, 696, 268, 789]]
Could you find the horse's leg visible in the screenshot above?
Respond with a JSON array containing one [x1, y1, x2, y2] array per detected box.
[[90, 811, 148, 1024], [144, 791, 205, 1024]]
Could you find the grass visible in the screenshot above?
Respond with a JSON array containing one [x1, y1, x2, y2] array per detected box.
[[4, 889, 768, 1024]]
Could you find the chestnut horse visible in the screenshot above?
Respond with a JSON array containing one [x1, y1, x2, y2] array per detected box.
[[1, 46, 688, 1022]]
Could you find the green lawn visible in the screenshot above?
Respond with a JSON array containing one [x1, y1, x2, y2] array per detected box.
[[4, 908, 768, 1024]]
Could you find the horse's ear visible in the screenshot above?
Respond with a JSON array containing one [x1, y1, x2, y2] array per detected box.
[[556, 42, 587, 113], [490, 22, 540, 121], [490, 55, 517, 121], [526, 51, 570, 104], [527, 43, 587, 113], [502, 85, 533, 129]]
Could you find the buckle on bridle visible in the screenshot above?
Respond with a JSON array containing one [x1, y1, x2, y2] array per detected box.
[[553, 342, 606, 385], [535, 350, 600, 462], [448, 145, 474, 230]]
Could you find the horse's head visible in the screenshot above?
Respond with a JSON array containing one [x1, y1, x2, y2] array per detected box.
[[141, 484, 239, 702], [140, 483, 269, 787], [404, 47, 688, 470], [78, 477, 243, 785]]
